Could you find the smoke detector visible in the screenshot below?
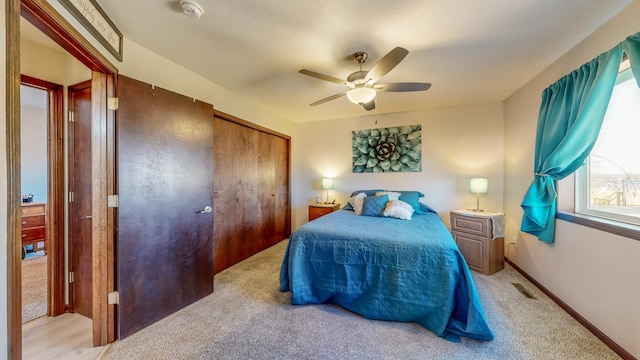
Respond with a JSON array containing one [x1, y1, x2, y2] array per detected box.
[[180, 1, 204, 19]]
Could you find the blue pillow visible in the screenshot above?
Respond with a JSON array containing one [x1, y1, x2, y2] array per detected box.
[[386, 190, 427, 214], [362, 195, 389, 217], [343, 189, 385, 211]]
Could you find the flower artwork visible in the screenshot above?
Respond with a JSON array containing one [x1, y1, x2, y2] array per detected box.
[[352, 125, 422, 173]]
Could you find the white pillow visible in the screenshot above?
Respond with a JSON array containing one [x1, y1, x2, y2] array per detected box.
[[348, 192, 367, 215], [383, 199, 415, 220], [375, 191, 401, 200]]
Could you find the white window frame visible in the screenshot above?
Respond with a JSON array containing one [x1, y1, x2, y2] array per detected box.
[[574, 58, 640, 227]]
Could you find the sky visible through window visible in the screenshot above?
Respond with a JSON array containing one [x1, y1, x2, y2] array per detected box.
[[589, 63, 640, 213]]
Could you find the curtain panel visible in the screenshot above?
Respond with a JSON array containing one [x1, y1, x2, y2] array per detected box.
[[520, 32, 640, 243]]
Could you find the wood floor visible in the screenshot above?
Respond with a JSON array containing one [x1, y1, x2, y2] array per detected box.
[[22, 313, 105, 360]]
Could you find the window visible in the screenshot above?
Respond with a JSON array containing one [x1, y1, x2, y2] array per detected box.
[[576, 58, 640, 225]]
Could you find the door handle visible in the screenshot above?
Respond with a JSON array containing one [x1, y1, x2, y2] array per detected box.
[[196, 205, 212, 214], [80, 215, 93, 219]]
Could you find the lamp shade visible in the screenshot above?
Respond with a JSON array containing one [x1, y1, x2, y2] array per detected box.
[[469, 178, 489, 194], [322, 178, 334, 190], [346, 87, 376, 105]]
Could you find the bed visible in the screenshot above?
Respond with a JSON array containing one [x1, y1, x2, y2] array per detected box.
[[279, 191, 494, 342]]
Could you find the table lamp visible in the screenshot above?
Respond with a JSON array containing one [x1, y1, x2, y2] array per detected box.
[[469, 177, 488, 212], [322, 178, 333, 204]]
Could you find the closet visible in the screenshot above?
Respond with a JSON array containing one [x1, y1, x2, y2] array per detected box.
[[213, 111, 290, 273]]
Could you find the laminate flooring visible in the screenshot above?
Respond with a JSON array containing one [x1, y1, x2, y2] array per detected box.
[[22, 313, 105, 360]]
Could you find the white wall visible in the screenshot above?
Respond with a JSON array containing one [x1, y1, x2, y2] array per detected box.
[[504, 1, 640, 357], [291, 103, 504, 230], [20, 104, 48, 203]]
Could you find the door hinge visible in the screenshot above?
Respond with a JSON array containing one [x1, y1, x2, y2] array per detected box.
[[69, 110, 75, 122], [108, 97, 118, 110], [108, 291, 119, 305], [68, 191, 74, 203], [108, 194, 119, 208], [69, 272, 74, 284]]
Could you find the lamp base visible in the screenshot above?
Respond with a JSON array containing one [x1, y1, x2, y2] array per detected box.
[[467, 208, 484, 212]]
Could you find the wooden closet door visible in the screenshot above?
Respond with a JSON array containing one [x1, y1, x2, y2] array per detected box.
[[257, 131, 276, 250], [213, 118, 258, 273], [213, 116, 290, 274], [273, 135, 290, 245]]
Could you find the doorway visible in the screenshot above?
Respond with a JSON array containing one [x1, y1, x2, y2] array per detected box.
[[8, 0, 118, 357], [20, 82, 50, 324], [19, 74, 66, 321]]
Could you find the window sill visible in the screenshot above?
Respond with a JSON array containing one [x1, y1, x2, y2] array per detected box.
[[556, 212, 640, 241]]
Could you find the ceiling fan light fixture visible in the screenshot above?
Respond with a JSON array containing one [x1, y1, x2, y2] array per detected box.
[[180, 0, 204, 19], [346, 87, 376, 105]]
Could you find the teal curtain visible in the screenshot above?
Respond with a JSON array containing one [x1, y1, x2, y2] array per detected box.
[[520, 36, 640, 243]]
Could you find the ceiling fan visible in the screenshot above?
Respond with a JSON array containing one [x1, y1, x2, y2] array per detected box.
[[299, 47, 431, 111]]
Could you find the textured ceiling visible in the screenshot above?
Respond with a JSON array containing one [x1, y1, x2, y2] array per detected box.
[[37, 1, 636, 123]]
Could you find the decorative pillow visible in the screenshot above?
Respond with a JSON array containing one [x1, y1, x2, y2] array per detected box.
[[389, 190, 427, 214], [343, 189, 385, 210], [361, 195, 389, 217], [375, 191, 401, 200], [383, 199, 415, 220], [348, 192, 367, 215]]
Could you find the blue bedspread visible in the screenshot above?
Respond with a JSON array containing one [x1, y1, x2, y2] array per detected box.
[[279, 210, 494, 342]]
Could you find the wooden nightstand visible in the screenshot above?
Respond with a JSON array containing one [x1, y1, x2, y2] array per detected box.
[[308, 203, 340, 221], [450, 210, 504, 275], [21, 202, 47, 259]]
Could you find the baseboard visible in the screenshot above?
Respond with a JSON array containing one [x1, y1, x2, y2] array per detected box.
[[505, 257, 636, 360]]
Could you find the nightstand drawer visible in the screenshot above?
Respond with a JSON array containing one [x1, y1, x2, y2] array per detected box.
[[451, 214, 491, 238], [22, 227, 45, 242], [21, 204, 45, 216], [22, 215, 45, 228], [308, 204, 340, 221]]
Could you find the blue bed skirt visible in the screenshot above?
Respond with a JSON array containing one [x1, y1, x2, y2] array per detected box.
[[279, 210, 494, 342]]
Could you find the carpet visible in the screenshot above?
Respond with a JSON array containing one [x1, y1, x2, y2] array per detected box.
[[101, 240, 621, 359], [22, 254, 48, 323]]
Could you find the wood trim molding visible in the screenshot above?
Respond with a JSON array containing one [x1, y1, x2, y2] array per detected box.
[[106, 72, 117, 343], [7, 2, 23, 358], [20, 74, 66, 317], [20, 0, 117, 73], [213, 109, 291, 140], [91, 72, 109, 346], [505, 258, 635, 360]]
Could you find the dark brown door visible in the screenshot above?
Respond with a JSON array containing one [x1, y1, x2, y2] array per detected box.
[[212, 116, 290, 274], [68, 80, 93, 318], [117, 75, 214, 339], [213, 118, 258, 273]]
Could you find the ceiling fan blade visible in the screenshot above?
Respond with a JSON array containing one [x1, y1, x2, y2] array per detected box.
[[376, 82, 432, 92], [362, 99, 375, 111], [310, 91, 348, 106], [299, 69, 348, 86], [365, 47, 409, 84]]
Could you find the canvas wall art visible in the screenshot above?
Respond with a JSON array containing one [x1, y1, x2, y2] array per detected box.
[[352, 125, 422, 173]]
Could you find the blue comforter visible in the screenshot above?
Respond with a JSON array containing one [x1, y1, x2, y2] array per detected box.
[[279, 210, 494, 342]]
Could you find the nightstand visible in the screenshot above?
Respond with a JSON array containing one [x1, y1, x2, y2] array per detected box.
[[450, 210, 504, 275], [308, 203, 340, 221]]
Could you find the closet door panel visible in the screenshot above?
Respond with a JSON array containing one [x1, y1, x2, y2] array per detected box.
[[213, 118, 239, 273], [274, 136, 290, 242], [257, 131, 276, 249], [213, 114, 291, 274], [236, 125, 259, 259]]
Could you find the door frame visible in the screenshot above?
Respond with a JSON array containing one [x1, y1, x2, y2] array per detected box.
[[7, 0, 118, 357], [19, 75, 65, 317]]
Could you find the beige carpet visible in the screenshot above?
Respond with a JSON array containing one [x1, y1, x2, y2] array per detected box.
[[22, 254, 48, 323], [102, 240, 621, 360]]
